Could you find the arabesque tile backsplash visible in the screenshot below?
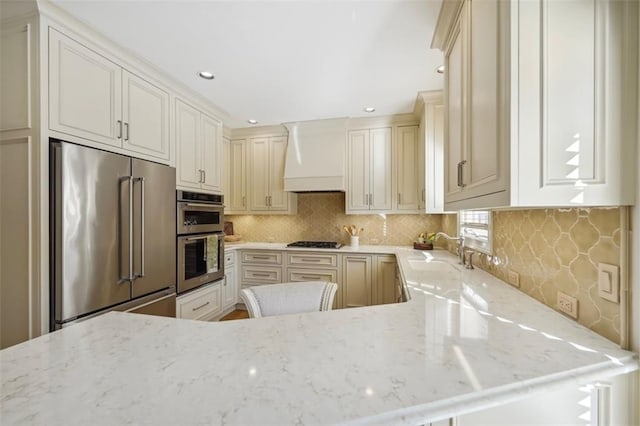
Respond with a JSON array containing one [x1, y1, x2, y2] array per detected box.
[[229, 193, 624, 343], [228, 193, 442, 246], [442, 208, 625, 343]]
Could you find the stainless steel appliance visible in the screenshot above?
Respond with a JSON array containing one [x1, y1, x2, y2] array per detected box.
[[176, 191, 225, 294], [50, 141, 177, 330], [177, 191, 224, 234], [287, 241, 343, 249]]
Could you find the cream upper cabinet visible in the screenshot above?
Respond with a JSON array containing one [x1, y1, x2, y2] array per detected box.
[[434, 0, 637, 209], [121, 71, 170, 160], [201, 114, 223, 193], [394, 125, 420, 211], [249, 137, 270, 211], [49, 28, 170, 162], [175, 100, 201, 189], [442, 0, 508, 206], [248, 136, 295, 213], [49, 28, 122, 147], [267, 136, 288, 210], [342, 255, 372, 308], [347, 127, 392, 213], [175, 99, 222, 194], [419, 91, 446, 213], [226, 139, 248, 213]]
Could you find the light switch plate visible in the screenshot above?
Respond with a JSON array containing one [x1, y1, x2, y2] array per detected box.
[[598, 263, 619, 303]]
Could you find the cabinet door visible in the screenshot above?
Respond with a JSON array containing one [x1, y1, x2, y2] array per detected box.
[[464, 0, 508, 198], [516, 0, 635, 206], [175, 100, 202, 189], [201, 113, 223, 193], [369, 128, 393, 210], [417, 120, 426, 211], [249, 138, 270, 211], [444, 9, 465, 202], [395, 125, 420, 211], [122, 71, 170, 161], [228, 139, 247, 212], [49, 28, 122, 147], [374, 255, 397, 305], [347, 130, 370, 211], [268, 136, 289, 211], [223, 266, 237, 309], [342, 255, 372, 308]]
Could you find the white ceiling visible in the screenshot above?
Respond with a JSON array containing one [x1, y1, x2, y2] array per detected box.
[[52, 0, 444, 128]]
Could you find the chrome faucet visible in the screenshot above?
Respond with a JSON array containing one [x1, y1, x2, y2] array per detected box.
[[435, 232, 466, 265]]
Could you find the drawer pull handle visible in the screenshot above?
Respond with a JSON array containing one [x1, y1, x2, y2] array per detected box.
[[301, 276, 322, 280], [252, 272, 271, 277], [192, 301, 210, 312], [251, 255, 271, 259], [301, 258, 322, 262]]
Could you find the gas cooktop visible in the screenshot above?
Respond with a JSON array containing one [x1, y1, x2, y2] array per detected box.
[[286, 241, 343, 249]]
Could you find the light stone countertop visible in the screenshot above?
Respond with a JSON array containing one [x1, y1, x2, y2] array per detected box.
[[1, 246, 637, 425]]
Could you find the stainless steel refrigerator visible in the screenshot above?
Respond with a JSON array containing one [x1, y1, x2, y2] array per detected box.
[[50, 141, 176, 330]]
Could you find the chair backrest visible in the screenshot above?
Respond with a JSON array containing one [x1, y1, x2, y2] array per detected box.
[[240, 281, 338, 318]]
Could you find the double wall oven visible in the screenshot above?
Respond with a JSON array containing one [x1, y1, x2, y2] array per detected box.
[[177, 191, 225, 294]]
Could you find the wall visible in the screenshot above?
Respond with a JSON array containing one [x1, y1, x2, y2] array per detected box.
[[227, 193, 443, 246], [442, 208, 624, 343]]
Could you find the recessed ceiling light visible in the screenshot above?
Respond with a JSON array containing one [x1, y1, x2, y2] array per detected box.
[[247, 119, 258, 125], [198, 71, 215, 80], [436, 65, 445, 74], [363, 107, 376, 113]]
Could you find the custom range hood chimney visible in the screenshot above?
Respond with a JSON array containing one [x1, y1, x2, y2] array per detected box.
[[283, 118, 348, 192]]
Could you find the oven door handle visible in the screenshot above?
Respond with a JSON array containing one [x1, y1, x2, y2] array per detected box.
[[185, 235, 210, 241], [184, 203, 219, 208]]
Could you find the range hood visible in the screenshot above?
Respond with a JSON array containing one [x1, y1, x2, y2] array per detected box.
[[283, 118, 348, 192]]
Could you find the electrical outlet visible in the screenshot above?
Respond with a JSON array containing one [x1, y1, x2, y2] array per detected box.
[[369, 238, 379, 245], [557, 291, 578, 319], [507, 270, 520, 288]]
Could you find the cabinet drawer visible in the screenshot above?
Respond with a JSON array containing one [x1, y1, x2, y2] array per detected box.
[[287, 268, 338, 283], [224, 251, 235, 266], [287, 252, 338, 268], [241, 266, 282, 284], [242, 251, 282, 265], [177, 283, 222, 321]]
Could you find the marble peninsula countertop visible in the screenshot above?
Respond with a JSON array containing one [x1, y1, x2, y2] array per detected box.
[[1, 245, 637, 425]]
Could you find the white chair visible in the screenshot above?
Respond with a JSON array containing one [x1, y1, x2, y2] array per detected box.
[[240, 281, 338, 318]]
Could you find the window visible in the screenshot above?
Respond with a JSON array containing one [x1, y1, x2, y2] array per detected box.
[[458, 210, 492, 254]]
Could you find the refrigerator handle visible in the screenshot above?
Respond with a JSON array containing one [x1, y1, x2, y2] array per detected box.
[[119, 176, 134, 282], [133, 177, 146, 278]]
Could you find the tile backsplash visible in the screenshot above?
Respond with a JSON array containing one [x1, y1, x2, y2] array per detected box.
[[229, 193, 624, 344], [227, 193, 442, 246], [442, 208, 624, 343]]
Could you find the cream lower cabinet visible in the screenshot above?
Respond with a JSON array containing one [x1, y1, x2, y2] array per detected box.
[[223, 251, 237, 310], [286, 252, 342, 309], [176, 99, 222, 194], [236, 250, 398, 310], [49, 28, 170, 162], [239, 251, 285, 299], [347, 128, 393, 213], [176, 281, 222, 321], [343, 254, 398, 308], [434, 0, 637, 209], [342, 255, 373, 308], [374, 255, 397, 305]]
